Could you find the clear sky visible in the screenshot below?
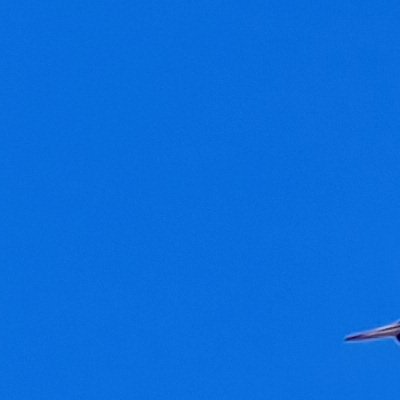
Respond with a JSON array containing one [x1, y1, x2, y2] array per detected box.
[[2, 0, 400, 399]]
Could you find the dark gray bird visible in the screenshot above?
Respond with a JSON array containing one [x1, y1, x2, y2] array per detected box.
[[345, 320, 400, 343]]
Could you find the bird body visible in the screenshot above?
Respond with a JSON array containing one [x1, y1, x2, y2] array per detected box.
[[345, 321, 400, 343]]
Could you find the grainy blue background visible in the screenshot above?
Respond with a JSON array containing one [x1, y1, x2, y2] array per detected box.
[[1, 1, 400, 398]]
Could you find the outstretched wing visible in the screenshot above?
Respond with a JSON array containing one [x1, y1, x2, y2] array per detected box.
[[345, 321, 400, 342]]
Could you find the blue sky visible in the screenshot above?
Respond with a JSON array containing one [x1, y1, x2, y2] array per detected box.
[[2, 0, 400, 398]]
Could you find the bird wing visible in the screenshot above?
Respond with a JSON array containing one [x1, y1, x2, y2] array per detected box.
[[345, 322, 400, 342]]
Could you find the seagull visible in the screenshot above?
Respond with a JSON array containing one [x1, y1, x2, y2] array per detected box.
[[345, 320, 400, 343]]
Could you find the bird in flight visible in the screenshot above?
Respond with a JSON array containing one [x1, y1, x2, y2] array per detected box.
[[345, 320, 400, 343]]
